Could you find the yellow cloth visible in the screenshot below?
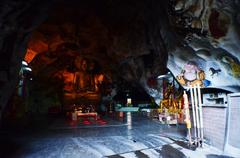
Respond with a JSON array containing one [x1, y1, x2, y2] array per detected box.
[[185, 120, 191, 129]]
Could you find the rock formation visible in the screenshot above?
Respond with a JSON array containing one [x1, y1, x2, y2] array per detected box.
[[0, 0, 240, 121]]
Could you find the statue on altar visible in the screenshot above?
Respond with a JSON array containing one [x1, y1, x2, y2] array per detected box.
[[74, 58, 94, 92], [62, 57, 106, 109]]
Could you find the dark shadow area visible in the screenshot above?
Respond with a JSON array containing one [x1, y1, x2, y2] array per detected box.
[[0, 137, 23, 158], [207, 155, 234, 158], [134, 150, 149, 158], [108, 155, 125, 158], [175, 140, 197, 151], [161, 144, 187, 158]]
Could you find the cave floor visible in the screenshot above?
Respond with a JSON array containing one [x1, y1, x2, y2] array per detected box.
[[0, 113, 228, 158]]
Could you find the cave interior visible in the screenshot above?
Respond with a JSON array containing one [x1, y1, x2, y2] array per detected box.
[[0, 0, 240, 126]]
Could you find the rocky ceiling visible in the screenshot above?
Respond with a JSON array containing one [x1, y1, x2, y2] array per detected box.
[[167, 0, 240, 92], [0, 0, 240, 116]]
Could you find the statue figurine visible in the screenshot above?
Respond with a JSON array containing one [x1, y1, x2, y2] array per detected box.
[[74, 58, 92, 92], [177, 61, 206, 87]]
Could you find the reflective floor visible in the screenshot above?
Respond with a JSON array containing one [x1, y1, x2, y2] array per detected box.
[[0, 113, 226, 158]]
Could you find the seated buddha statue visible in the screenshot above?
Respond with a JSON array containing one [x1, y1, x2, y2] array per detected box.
[[74, 58, 94, 92]]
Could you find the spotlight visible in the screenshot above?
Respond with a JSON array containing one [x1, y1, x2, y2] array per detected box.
[[157, 72, 171, 79], [22, 61, 28, 66], [23, 67, 32, 72]]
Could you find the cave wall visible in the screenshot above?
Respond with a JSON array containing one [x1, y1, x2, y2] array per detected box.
[[0, 0, 54, 121], [22, 0, 170, 110], [1, 0, 240, 121], [0, 0, 170, 118], [166, 0, 240, 92]]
